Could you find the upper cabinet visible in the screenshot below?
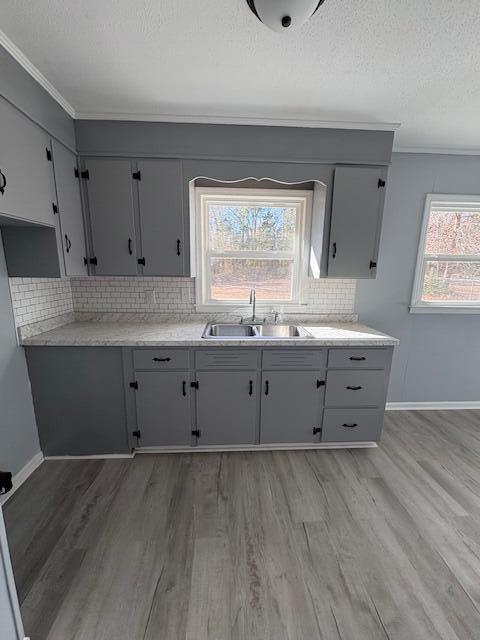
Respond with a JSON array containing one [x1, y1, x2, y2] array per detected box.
[[81, 157, 186, 277], [136, 159, 185, 276], [0, 97, 57, 227], [327, 166, 388, 279], [82, 158, 138, 276], [51, 141, 88, 276]]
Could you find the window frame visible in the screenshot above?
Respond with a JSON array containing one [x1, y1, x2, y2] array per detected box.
[[410, 193, 480, 313], [194, 186, 313, 310]]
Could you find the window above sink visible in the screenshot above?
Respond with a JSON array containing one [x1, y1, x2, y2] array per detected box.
[[193, 186, 313, 311]]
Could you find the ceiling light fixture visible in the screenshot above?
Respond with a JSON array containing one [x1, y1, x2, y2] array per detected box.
[[246, 0, 326, 32]]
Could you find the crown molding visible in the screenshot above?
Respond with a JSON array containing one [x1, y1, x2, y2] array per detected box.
[[394, 145, 480, 156], [74, 110, 401, 131], [0, 29, 75, 117]]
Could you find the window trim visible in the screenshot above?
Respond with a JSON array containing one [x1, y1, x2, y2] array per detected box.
[[410, 193, 480, 313], [194, 186, 313, 310]]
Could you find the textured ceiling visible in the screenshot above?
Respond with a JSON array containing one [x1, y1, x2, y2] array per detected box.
[[1, 0, 480, 150]]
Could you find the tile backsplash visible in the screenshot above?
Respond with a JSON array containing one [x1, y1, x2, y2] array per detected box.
[[9, 276, 356, 328], [70, 277, 356, 315], [9, 278, 73, 327]]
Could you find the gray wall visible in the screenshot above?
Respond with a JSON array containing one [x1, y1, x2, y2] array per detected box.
[[75, 120, 394, 165], [356, 152, 480, 403], [0, 234, 41, 474]]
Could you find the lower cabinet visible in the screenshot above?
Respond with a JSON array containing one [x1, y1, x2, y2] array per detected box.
[[260, 371, 324, 444], [195, 371, 258, 446], [321, 408, 383, 442], [134, 372, 191, 447]]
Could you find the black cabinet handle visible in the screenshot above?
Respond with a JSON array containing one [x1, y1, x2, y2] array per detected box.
[[128, 238, 133, 255], [249, 380, 253, 396], [177, 239, 181, 256], [332, 242, 337, 258], [65, 234, 72, 253], [264, 380, 269, 396], [342, 423, 358, 428], [349, 356, 366, 361], [0, 169, 6, 195], [153, 357, 171, 362], [182, 380, 186, 396], [346, 385, 363, 391]]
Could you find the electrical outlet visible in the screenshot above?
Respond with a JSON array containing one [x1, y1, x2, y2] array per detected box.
[[181, 288, 192, 303]]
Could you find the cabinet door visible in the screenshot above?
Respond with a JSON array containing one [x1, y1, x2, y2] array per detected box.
[[83, 158, 137, 275], [0, 97, 56, 226], [136, 159, 185, 275], [135, 372, 191, 446], [195, 371, 258, 445], [327, 166, 387, 278], [260, 371, 323, 443], [52, 141, 88, 275]]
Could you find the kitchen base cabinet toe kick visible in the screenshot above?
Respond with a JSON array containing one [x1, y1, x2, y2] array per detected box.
[[25, 345, 394, 456]]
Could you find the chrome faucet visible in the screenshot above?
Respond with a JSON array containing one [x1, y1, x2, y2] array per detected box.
[[249, 288, 257, 323]]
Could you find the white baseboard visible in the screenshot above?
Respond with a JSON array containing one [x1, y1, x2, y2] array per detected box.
[[44, 454, 134, 460], [1, 451, 44, 505], [386, 401, 480, 411], [135, 442, 378, 454]]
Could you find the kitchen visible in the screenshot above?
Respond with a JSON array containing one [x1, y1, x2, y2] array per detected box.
[[1, 2, 480, 639]]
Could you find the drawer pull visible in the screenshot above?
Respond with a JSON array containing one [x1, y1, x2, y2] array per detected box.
[[349, 356, 366, 361], [152, 357, 171, 362], [346, 385, 363, 391], [342, 423, 358, 428]]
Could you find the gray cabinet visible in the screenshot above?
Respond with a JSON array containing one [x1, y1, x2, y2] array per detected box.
[[82, 158, 137, 275], [134, 372, 191, 446], [260, 371, 324, 443], [25, 347, 129, 456], [52, 141, 88, 275], [327, 166, 387, 278], [0, 97, 56, 227], [195, 371, 258, 445], [137, 159, 185, 275]]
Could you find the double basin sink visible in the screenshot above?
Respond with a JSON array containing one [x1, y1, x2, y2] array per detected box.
[[202, 322, 313, 340]]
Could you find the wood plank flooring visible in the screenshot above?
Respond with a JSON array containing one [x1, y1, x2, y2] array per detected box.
[[5, 410, 480, 640]]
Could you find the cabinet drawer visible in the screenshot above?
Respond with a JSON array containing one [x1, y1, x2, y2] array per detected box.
[[322, 408, 383, 442], [195, 349, 259, 370], [262, 349, 326, 370], [133, 349, 189, 370], [328, 348, 390, 369], [325, 370, 386, 407]]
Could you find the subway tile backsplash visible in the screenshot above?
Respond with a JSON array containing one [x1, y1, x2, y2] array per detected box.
[[9, 276, 356, 328], [9, 277, 74, 327]]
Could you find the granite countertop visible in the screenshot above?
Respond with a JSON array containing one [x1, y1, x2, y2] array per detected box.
[[21, 320, 399, 347]]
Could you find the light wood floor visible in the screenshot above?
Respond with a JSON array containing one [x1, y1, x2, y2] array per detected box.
[[5, 410, 480, 640]]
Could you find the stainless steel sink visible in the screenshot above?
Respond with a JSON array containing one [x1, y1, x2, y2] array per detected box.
[[202, 322, 313, 339], [204, 323, 257, 337]]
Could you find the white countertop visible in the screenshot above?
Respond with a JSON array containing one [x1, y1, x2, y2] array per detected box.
[[21, 321, 399, 347]]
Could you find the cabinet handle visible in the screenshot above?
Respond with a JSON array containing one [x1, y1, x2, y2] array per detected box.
[[153, 357, 171, 362], [264, 380, 269, 396], [332, 242, 337, 259], [342, 423, 358, 428], [349, 356, 366, 361], [346, 385, 362, 391], [0, 169, 6, 195], [182, 380, 186, 396], [65, 234, 72, 253], [249, 380, 253, 396], [128, 238, 133, 255], [177, 239, 181, 256]]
